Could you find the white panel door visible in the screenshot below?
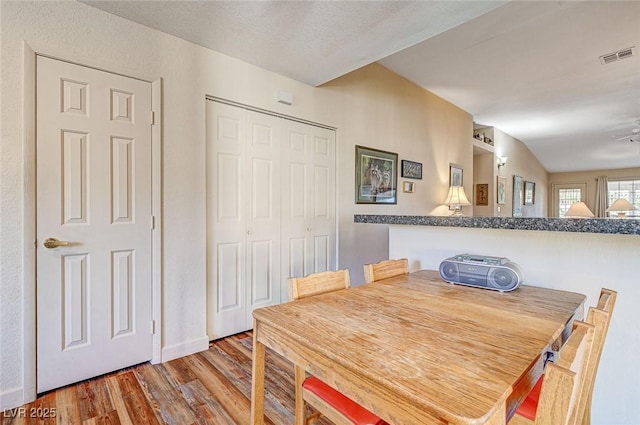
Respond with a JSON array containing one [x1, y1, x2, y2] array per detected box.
[[207, 101, 247, 339], [308, 127, 336, 273], [281, 120, 336, 301], [36, 56, 152, 392], [246, 111, 281, 317], [206, 103, 282, 339], [281, 123, 309, 281]]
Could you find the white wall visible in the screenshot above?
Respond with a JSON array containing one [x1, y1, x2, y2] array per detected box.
[[390, 225, 640, 425], [0, 0, 334, 407], [1, 1, 475, 408]]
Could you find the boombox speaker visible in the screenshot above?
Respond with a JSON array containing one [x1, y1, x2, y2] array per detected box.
[[439, 254, 523, 292]]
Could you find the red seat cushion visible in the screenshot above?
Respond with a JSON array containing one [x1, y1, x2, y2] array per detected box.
[[303, 376, 388, 425], [516, 375, 544, 421]]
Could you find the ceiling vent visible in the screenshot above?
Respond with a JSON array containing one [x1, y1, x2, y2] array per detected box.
[[599, 47, 636, 65]]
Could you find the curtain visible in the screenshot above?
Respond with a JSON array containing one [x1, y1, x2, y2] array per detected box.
[[594, 176, 609, 218]]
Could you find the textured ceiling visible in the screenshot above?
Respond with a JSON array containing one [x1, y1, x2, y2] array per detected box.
[[380, 1, 640, 173], [81, 0, 505, 86], [82, 0, 640, 173]]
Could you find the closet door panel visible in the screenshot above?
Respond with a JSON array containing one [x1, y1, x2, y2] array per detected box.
[[207, 101, 247, 339], [208, 99, 335, 332], [281, 121, 336, 300], [308, 130, 336, 274], [281, 121, 311, 289], [246, 111, 281, 315]]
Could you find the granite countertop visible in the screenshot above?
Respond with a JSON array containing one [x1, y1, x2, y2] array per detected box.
[[354, 214, 640, 236]]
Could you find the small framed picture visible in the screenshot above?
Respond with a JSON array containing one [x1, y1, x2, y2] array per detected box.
[[497, 176, 507, 205], [402, 181, 415, 193], [525, 181, 536, 205], [449, 163, 463, 186], [475, 183, 489, 206], [513, 175, 524, 217], [401, 160, 422, 179]]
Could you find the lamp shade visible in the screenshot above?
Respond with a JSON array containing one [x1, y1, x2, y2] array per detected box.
[[606, 198, 638, 218], [444, 185, 471, 216], [606, 198, 637, 212], [565, 201, 594, 218]]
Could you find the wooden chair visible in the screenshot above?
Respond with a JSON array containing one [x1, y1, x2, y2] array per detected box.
[[510, 320, 596, 425], [288, 269, 351, 301], [581, 289, 617, 425], [288, 270, 388, 425], [363, 258, 409, 283], [514, 288, 616, 425]]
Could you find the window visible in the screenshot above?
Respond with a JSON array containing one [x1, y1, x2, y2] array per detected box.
[[607, 179, 640, 217], [558, 188, 582, 217], [552, 183, 586, 217]]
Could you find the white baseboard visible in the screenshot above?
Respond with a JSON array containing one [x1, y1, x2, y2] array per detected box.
[[0, 387, 25, 412], [160, 336, 209, 362], [1, 337, 209, 412]]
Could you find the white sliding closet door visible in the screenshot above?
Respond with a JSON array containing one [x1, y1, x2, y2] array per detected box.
[[281, 120, 336, 301], [208, 100, 326, 340], [245, 111, 282, 320], [207, 102, 247, 339], [207, 102, 282, 340]]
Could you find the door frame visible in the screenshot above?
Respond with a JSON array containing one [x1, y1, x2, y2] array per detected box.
[[22, 44, 163, 403], [550, 182, 588, 217]]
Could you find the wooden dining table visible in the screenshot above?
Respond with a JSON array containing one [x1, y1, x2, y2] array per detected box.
[[250, 270, 586, 425]]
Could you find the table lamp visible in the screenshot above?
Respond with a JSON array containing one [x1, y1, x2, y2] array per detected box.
[[605, 198, 638, 218], [444, 185, 471, 216]]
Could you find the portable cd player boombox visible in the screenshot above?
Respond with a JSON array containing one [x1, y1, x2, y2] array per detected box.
[[438, 254, 524, 292]]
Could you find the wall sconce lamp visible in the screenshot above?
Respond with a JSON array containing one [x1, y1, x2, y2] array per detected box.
[[497, 156, 508, 169], [605, 198, 638, 218], [444, 185, 471, 216]]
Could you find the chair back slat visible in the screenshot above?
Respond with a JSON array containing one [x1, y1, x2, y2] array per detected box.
[[596, 288, 616, 313], [580, 288, 617, 425], [288, 269, 351, 301], [513, 287, 616, 425], [287, 269, 383, 425], [535, 321, 595, 425], [363, 258, 409, 283]]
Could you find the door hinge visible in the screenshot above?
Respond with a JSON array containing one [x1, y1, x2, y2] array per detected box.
[[150, 110, 155, 125], [151, 320, 156, 334], [150, 215, 155, 230]]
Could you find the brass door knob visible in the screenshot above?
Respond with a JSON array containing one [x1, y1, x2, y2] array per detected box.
[[43, 238, 70, 249]]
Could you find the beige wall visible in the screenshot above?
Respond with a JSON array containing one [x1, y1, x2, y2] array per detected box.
[[472, 126, 549, 217], [1, 1, 473, 408], [322, 64, 473, 283], [493, 127, 549, 217], [473, 151, 495, 216], [548, 167, 640, 216]]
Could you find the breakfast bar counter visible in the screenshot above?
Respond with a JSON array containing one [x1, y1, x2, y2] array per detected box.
[[354, 214, 639, 425], [354, 214, 640, 235]]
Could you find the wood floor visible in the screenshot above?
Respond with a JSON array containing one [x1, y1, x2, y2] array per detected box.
[[1, 332, 332, 425]]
